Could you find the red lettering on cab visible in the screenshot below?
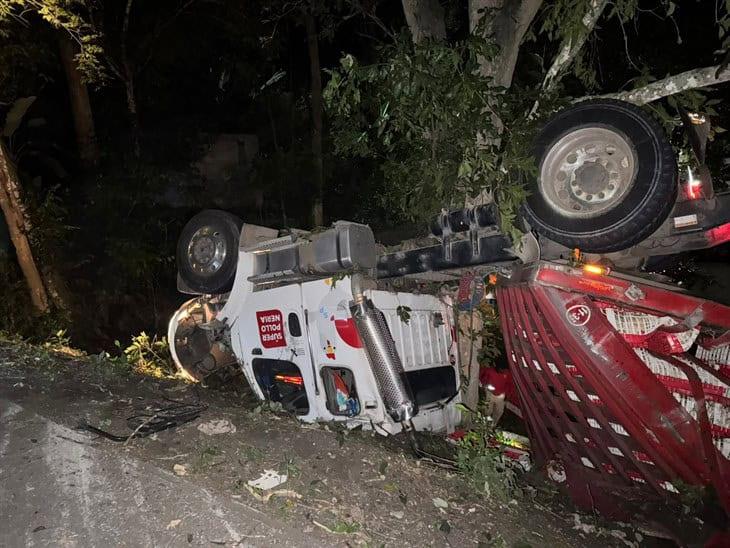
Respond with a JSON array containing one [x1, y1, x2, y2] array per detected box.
[[256, 309, 286, 348]]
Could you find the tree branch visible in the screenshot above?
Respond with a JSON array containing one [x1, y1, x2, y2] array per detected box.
[[120, 0, 134, 78], [596, 65, 730, 105], [541, 0, 608, 92], [349, 0, 396, 40]]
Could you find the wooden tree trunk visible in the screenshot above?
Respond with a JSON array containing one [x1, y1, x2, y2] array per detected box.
[[468, 0, 543, 88], [401, 0, 446, 43], [0, 142, 50, 313], [121, 0, 141, 159], [58, 35, 100, 170], [458, 308, 484, 414], [304, 9, 324, 226], [124, 70, 142, 159]]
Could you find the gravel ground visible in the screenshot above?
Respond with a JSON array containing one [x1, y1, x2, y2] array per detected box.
[[0, 340, 643, 547]]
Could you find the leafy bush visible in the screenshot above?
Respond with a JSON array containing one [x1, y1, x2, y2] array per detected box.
[[455, 404, 518, 501], [119, 332, 174, 378], [324, 33, 538, 237], [0, 254, 69, 340]]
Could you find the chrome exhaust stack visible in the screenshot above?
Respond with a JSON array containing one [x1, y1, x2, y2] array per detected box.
[[350, 277, 417, 423]]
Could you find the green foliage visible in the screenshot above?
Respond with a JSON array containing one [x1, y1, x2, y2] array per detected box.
[[476, 300, 502, 365], [118, 331, 173, 378], [27, 184, 69, 265], [194, 445, 224, 471], [324, 33, 536, 230], [0, 255, 69, 339], [279, 457, 301, 478], [0, 19, 53, 103], [455, 404, 517, 502], [537, 0, 680, 46], [43, 328, 71, 349], [328, 520, 361, 534], [237, 444, 265, 463], [0, 0, 106, 81], [105, 236, 172, 282], [77, 161, 178, 294], [395, 305, 411, 324]]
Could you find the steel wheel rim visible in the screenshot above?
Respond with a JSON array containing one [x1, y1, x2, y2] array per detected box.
[[187, 225, 227, 276], [539, 127, 638, 219]]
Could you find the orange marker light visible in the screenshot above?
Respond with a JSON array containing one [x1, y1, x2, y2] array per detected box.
[[274, 374, 304, 386], [583, 264, 610, 276]]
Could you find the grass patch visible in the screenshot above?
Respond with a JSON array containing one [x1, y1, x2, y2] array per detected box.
[[193, 445, 225, 471], [237, 445, 265, 463]]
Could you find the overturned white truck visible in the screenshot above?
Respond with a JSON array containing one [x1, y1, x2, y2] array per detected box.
[[168, 99, 730, 437], [169, 220, 461, 435]]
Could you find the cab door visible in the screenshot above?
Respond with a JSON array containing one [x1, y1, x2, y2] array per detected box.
[[233, 285, 317, 418]]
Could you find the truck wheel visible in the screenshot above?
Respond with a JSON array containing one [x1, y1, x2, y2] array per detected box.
[[523, 99, 677, 253], [176, 210, 242, 294]]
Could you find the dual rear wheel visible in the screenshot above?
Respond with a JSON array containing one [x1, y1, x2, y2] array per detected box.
[[524, 99, 678, 253]]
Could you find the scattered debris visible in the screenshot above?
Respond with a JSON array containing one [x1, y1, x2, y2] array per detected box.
[[90, 383, 114, 396], [197, 419, 237, 435], [312, 519, 361, 535], [609, 529, 639, 548], [245, 485, 301, 503], [155, 453, 190, 461], [432, 497, 449, 509], [79, 402, 206, 442], [173, 463, 189, 476], [572, 514, 642, 547], [247, 469, 287, 490], [572, 513, 597, 535]]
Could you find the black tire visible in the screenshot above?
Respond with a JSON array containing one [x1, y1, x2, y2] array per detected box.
[[176, 210, 242, 294], [523, 99, 677, 253]]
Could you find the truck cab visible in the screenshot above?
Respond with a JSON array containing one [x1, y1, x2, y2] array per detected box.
[[169, 221, 461, 434]]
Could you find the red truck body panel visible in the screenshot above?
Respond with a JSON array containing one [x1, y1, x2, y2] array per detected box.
[[496, 262, 729, 520]]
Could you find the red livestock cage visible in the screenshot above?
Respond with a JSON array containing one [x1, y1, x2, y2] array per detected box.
[[496, 262, 729, 531]]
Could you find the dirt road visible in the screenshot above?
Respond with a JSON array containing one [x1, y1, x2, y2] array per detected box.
[[0, 340, 635, 547], [0, 398, 315, 547]]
